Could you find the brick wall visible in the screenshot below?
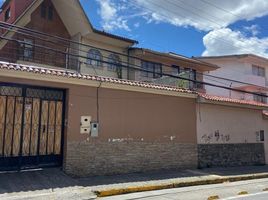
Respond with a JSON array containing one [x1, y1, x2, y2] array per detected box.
[[198, 143, 265, 168], [64, 141, 197, 177]]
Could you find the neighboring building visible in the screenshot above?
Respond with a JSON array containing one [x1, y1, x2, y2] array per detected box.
[[0, 0, 218, 90], [196, 54, 268, 103], [197, 94, 268, 168]]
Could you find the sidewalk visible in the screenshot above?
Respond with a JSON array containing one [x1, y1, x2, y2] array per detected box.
[[1, 166, 268, 199]]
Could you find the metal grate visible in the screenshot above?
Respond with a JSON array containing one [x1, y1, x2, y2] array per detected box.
[[0, 86, 22, 96], [26, 88, 63, 101]]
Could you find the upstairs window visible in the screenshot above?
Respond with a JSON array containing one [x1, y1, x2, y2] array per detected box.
[[19, 39, 34, 61], [171, 65, 180, 75], [252, 65, 265, 77], [260, 130, 265, 142], [174, 66, 198, 89], [87, 49, 103, 67], [253, 93, 266, 104], [41, 3, 46, 18], [40, 3, 53, 20], [4, 7, 11, 21], [48, 5, 53, 20], [141, 61, 162, 78], [108, 54, 121, 71]]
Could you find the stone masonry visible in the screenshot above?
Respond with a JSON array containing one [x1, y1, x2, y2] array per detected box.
[[64, 141, 197, 177], [198, 143, 265, 168]]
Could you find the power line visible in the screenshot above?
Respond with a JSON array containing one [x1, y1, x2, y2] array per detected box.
[[199, 0, 241, 19], [128, 0, 263, 56], [0, 22, 268, 99], [0, 22, 263, 90], [0, 22, 258, 89], [1, 33, 268, 99]]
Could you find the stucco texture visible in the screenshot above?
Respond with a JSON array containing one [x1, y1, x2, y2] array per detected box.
[[197, 103, 268, 164], [0, 75, 198, 176]]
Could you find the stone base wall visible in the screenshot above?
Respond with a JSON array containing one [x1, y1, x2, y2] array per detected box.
[[64, 141, 197, 177], [198, 143, 265, 168]]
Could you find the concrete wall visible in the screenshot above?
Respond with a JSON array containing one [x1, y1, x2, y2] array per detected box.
[[65, 85, 197, 176], [197, 103, 268, 167], [0, 76, 198, 176]]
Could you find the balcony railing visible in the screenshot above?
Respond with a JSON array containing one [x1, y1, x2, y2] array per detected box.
[[0, 32, 203, 91]]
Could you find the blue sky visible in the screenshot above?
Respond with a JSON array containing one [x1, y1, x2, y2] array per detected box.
[[80, 0, 268, 58]]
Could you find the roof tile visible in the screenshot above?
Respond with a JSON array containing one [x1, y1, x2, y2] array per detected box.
[[0, 61, 194, 94], [199, 93, 268, 108], [1, 61, 268, 108]]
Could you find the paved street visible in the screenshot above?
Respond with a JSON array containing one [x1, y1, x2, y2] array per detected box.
[[100, 178, 268, 200], [224, 192, 268, 200], [1, 166, 268, 199]]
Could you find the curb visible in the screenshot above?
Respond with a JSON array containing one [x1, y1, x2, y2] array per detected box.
[[94, 173, 268, 197]]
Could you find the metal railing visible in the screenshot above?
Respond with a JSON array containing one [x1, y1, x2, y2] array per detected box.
[[0, 30, 202, 91]]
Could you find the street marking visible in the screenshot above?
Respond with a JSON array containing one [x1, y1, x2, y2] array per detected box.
[[207, 195, 220, 200], [237, 191, 248, 195]]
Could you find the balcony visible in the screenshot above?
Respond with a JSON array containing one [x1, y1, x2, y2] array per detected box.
[[0, 28, 203, 92], [243, 74, 266, 87]]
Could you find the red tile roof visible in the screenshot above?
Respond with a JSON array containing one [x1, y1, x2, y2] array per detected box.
[[0, 61, 194, 94], [199, 93, 268, 108], [1, 61, 268, 108], [263, 110, 268, 116]]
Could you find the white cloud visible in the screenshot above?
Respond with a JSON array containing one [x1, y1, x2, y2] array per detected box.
[[134, 22, 140, 28], [243, 24, 259, 36], [96, 0, 130, 31], [131, 0, 268, 57], [202, 28, 268, 58], [133, 0, 268, 31], [94, 0, 268, 57]]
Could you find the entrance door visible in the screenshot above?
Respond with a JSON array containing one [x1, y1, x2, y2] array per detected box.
[[0, 84, 65, 170]]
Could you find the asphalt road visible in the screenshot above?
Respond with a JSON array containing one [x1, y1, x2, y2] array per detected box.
[[224, 192, 268, 200], [100, 178, 268, 200]]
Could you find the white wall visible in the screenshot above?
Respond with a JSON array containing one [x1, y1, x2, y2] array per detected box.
[[197, 103, 268, 163], [202, 58, 268, 101]]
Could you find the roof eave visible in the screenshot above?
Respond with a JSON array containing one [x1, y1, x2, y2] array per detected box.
[[198, 96, 268, 110]]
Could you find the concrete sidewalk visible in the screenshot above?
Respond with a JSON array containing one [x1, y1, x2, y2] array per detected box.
[[1, 166, 268, 199]]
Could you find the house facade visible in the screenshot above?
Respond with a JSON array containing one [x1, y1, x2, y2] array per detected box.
[[0, 0, 218, 89], [196, 54, 268, 103], [0, 0, 268, 177], [0, 61, 199, 176], [0, 0, 205, 176]]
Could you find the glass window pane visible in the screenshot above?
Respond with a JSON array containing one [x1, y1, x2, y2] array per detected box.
[[87, 49, 102, 67], [108, 54, 121, 71]]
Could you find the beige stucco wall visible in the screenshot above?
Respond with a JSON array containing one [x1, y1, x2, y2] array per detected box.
[[79, 37, 129, 79], [197, 103, 268, 163], [68, 85, 196, 142], [0, 74, 197, 175]]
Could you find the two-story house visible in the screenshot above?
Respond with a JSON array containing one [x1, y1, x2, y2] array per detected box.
[[1, 0, 268, 177], [0, 0, 218, 90], [0, 0, 137, 72], [129, 48, 218, 90], [196, 54, 268, 103]]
